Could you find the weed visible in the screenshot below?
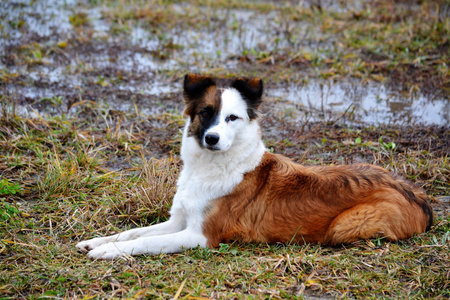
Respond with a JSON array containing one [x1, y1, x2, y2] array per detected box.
[[69, 12, 90, 27], [0, 178, 22, 196], [0, 201, 20, 220], [0, 69, 19, 84]]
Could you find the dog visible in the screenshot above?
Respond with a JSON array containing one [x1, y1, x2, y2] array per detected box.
[[76, 74, 433, 259]]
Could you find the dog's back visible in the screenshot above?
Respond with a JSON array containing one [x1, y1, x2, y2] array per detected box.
[[203, 152, 433, 247]]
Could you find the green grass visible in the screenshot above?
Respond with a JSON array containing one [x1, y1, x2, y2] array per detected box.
[[1, 0, 449, 298], [3, 0, 447, 92], [0, 97, 449, 299], [113, 0, 446, 91]]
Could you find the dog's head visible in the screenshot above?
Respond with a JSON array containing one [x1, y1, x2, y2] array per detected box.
[[183, 73, 263, 152]]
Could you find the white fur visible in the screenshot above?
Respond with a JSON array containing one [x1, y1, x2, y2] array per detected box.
[[202, 89, 249, 151], [76, 88, 266, 259]]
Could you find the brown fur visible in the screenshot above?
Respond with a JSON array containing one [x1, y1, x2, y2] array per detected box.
[[203, 152, 433, 247], [183, 74, 217, 118], [186, 85, 222, 137]]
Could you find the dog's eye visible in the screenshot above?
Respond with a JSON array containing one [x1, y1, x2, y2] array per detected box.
[[226, 115, 238, 122], [200, 111, 209, 118]]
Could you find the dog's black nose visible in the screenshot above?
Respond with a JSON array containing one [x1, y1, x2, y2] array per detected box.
[[205, 133, 220, 145]]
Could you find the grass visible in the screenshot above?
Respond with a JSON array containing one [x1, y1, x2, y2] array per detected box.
[[1, 0, 449, 298], [0, 97, 449, 299], [49, 0, 447, 92], [114, 0, 447, 92]]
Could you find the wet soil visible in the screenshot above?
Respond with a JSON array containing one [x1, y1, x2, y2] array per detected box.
[[1, 0, 449, 125], [0, 2, 448, 299], [1, 1, 448, 212]]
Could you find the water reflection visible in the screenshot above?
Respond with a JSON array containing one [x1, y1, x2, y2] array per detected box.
[[269, 81, 449, 125], [1, 0, 448, 126]]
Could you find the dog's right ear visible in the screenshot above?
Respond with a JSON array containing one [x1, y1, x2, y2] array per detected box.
[[183, 74, 216, 102]]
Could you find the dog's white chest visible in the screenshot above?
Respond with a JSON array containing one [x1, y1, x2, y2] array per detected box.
[[175, 165, 243, 206]]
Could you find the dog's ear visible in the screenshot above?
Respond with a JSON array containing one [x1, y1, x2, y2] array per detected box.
[[183, 74, 216, 102], [231, 77, 263, 119]]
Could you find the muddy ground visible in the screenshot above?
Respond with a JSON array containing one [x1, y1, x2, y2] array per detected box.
[[0, 0, 449, 225], [1, 0, 448, 184], [1, 0, 449, 124], [0, 1, 449, 298]]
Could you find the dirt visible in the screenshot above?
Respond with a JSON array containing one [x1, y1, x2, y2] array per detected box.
[[1, 0, 449, 125], [1, 0, 448, 213]]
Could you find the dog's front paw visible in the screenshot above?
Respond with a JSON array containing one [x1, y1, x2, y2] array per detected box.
[[76, 237, 111, 252], [87, 243, 128, 260]]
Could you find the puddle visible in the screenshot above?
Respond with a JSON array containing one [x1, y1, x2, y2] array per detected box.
[[0, 0, 76, 50], [269, 81, 450, 125], [1, 0, 448, 126]]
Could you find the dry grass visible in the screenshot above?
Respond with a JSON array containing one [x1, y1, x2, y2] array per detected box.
[[0, 0, 449, 298], [0, 97, 449, 299]]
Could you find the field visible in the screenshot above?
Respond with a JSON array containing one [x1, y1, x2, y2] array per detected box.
[[0, 0, 449, 299]]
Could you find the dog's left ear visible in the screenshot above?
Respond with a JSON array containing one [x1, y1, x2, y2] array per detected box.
[[231, 77, 263, 119]]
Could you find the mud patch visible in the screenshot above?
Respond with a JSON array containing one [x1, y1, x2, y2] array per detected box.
[[1, 0, 448, 127]]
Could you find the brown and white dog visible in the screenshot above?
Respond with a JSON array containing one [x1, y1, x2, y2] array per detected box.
[[77, 74, 433, 259]]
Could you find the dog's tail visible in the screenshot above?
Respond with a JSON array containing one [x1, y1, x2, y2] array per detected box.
[[394, 176, 434, 231]]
